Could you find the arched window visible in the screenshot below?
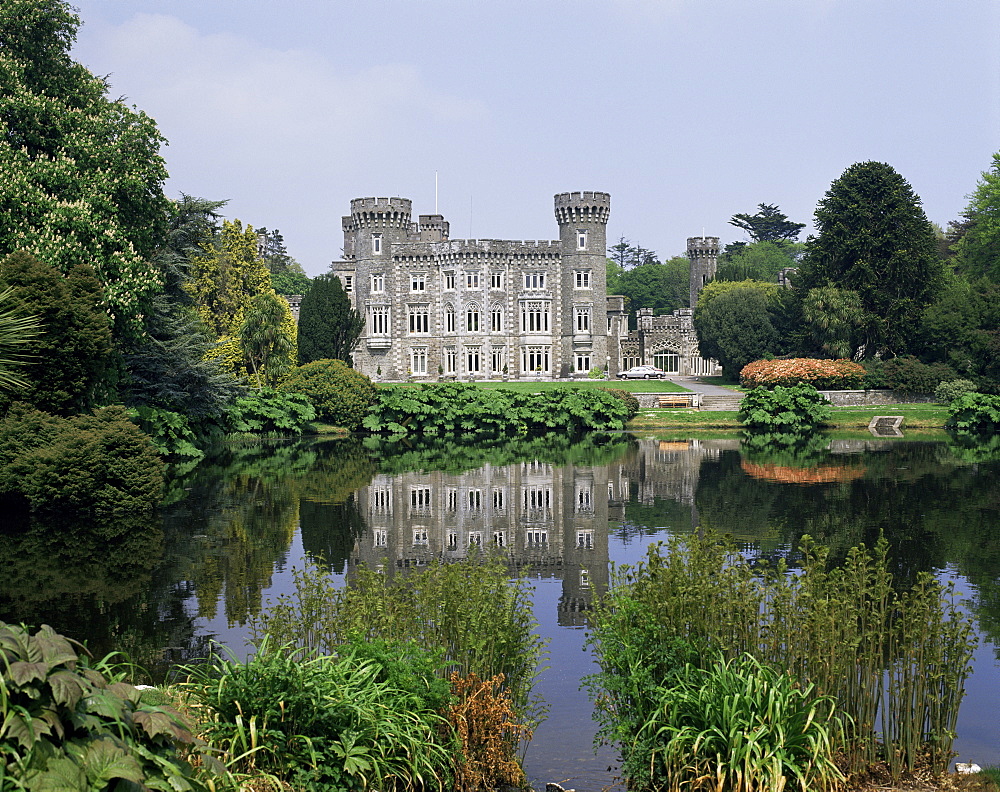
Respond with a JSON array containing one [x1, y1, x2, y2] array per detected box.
[[490, 303, 503, 333], [467, 303, 481, 333], [445, 303, 456, 333]]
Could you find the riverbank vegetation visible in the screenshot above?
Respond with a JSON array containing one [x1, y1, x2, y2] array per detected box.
[[586, 533, 977, 792]]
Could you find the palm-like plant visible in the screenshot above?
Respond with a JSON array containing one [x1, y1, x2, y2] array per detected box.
[[0, 286, 41, 391]]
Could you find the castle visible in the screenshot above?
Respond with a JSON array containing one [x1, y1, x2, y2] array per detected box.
[[330, 191, 720, 380]]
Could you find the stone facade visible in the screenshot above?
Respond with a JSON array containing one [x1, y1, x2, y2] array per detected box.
[[330, 192, 718, 380]]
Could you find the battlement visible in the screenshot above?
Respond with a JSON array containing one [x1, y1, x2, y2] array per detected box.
[[686, 236, 720, 257], [554, 191, 611, 226], [349, 196, 413, 230]]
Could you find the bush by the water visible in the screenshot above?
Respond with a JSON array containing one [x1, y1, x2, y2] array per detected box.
[[280, 358, 377, 430], [0, 622, 212, 791], [740, 358, 865, 390], [864, 356, 957, 395], [935, 379, 979, 404], [363, 383, 629, 438], [0, 405, 163, 518], [225, 386, 316, 435], [600, 387, 640, 421], [738, 384, 832, 432], [586, 533, 976, 791], [946, 392, 1000, 433]]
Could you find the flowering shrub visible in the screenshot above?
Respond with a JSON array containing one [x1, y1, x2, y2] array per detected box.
[[740, 358, 865, 390]]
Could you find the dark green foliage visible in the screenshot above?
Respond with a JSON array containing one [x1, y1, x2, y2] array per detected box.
[[606, 255, 690, 325], [934, 379, 979, 404], [225, 387, 316, 435], [271, 270, 312, 296], [600, 387, 640, 420], [796, 161, 944, 358], [182, 641, 452, 792], [715, 240, 802, 283], [362, 383, 629, 438], [738, 384, 832, 432], [0, 622, 212, 791], [297, 274, 364, 366], [0, 405, 163, 518], [729, 203, 806, 243], [281, 359, 376, 430], [946, 392, 1000, 433], [953, 151, 1000, 282], [694, 287, 779, 378], [129, 405, 204, 460], [0, 252, 113, 416], [871, 355, 957, 395]]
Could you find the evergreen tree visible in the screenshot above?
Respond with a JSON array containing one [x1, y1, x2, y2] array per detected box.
[[796, 161, 944, 358], [694, 287, 779, 379], [729, 203, 805, 243], [954, 151, 1000, 281], [0, 0, 171, 340], [297, 274, 364, 366]]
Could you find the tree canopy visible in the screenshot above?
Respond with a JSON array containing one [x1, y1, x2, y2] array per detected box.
[[729, 203, 805, 243], [693, 287, 779, 379], [954, 151, 1000, 281], [0, 0, 171, 339], [795, 161, 944, 359], [297, 274, 364, 366], [715, 241, 802, 283]]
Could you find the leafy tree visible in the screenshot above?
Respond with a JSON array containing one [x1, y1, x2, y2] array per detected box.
[[694, 287, 780, 379], [729, 203, 805, 243], [256, 227, 311, 294], [716, 241, 802, 283], [613, 258, 690, 325], [238, 291, 297, 387], [795, 161, 944, 358], [0, 251, 113, 415], [801, 286, 865, 360], [271, 270, 312, 296], [607, 237, 659, 270], [0, 286, 40, 392], [0, 0, 171, 340], [696, 278, 781, 311], [954, 151, 1000, 281], [297, 274, 364, 366]]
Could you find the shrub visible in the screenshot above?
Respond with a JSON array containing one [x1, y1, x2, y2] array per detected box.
[[182, 640, 452, 792], [740, 358, 865, 390], [946, 392, 1000, 433], [934, 379, 979, 404], [738, 384, 832, 432], [601, 387, 640, 421], [0, 405, 163, 518], [0, 622, 212, 791], [280, 359, 376, 430], [877, 356, 957, 395], [587, 366, 604, 379], [225, 387, 316, 435], [129, 405, 204, 459]]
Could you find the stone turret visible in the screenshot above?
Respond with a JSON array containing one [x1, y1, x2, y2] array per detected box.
[[342, 197, 413, 260], [687, 235, 719, 308]]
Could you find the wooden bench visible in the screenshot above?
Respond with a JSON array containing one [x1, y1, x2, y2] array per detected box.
[[658, 395, 693, 409]]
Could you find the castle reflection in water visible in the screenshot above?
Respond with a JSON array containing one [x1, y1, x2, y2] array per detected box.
[[346, 438, 737, 626]]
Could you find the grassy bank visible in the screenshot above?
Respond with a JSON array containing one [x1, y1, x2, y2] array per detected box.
[[627, 403, 950, 430], [379, 379, 689, 394]]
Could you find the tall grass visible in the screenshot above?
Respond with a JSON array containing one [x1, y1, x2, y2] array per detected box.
[[589, 533, 976, 789]]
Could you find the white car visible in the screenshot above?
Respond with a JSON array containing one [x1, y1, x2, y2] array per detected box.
[[618, 365, 667, 380]]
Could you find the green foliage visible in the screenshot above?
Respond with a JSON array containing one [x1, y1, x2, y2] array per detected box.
[[954, 151, 1000, 281], [729, 203, 806, 244], [0, 285, 40, 393], [608, 256, 691, 323], [587, 533, 977, 785], [298, 274, 364, 366], [225, 387, 316, 436], [181, 640, 452, 792], [796, 161, 944, 358], [0, 252, 113, 416], [739, 384, 832, 432], [270, 269, 312, 296], [0, 405, 163, 517], [945, 392, 1000, 433], [129, 405, 204, 460], [0, 1, 171, 340], [587, 366, 604, 379], [251, 557, 546, 735], [280, 359, 376, 430], [801, 286, 866, 360], [695, 287, 780, 378], [237, 290, 297, 387], [363, 383, 628, 438], [716, 240, 802, 283], [935, 379, 979, 404], [600, 387, 640, 420], [869, 355, 957, 395], [0, 622, 212, 791]]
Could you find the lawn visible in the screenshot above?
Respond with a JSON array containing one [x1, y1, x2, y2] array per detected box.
[[380, 379, 690, 394], [627, 403, 950, 430]]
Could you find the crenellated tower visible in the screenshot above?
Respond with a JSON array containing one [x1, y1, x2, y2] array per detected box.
[[555, 191, 611, 377], [687, 235, 719, 308], [342, 197, 413, 260]]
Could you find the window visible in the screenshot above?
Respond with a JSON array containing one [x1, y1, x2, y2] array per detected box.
[[491, 346, 505, 374], [446, 488, 458, 510], [492, 531, 507, 547], [653, 353, 680, 374], [413, 528, 428, 546], [443, 271, 456, 290], [524, 272, 546, 290], [575, 354, 591, 372], [371, 273, 385, 293], [465, 346, 481, 374], [410, 487, 431, 509], [372, 233, 382, 255], [369, 305, 390, 335], [445, 304, 456, 333], [444, 346, 457, 374], [490, 304, 503, 332], [575, 307, 591, 332], [370, 487, 391, 513], [520, 301, 550, 333], [576, 485, 592, 512], [447, 531, 458, 550], [575, 269, 591, 289], [466, 271, 480, 289], [408, 305, 429, 335], [411, 348, 427, 375], [468, 490, 482, 510], [467, 304, 480, 332], [469, 531, 483, 546], [523, 486, 551, 510], [343, 275, 353, 293], [490, 272, 503, 289], [526, 530, 547, 545], [577, 230, 588, 250], [577, 529, 594, 549], [492, 488, 505, 510], [373, 528, 387, 547], [411, 273, 426, 292], [522, 345, 550, 373]]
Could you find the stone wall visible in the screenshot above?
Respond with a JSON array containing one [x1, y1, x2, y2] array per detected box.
[[819, 389, 936, 406]]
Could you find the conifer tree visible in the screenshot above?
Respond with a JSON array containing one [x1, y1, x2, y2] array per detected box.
[[297, 274, 364, 366]]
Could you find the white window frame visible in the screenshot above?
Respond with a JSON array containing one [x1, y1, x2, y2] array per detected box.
[[491, 345, 505, 374], [576, 354, 591, 372], [411, 347, 428, 375], [465, 345, 481, 374], [410, 273, 426, 292], [408, 305, 429, 335], [445, 304, 456, 333], [520, 301, 550, 333], [490, 272, 503, 289], [443, 271, 456, 290], [369, 305, 390, 335], [577, 230, 588, 250], [445, 346, 457, 374], [371, 273, 385, 293], [372, 233, 382, 255], [466, 271, 481, 289], [524, 272, 546, 290], [467, 303, 481, 333], [575, 306, 591, 332], [575, 269, 591, 289], [343, 275, 353, 293], [490, 304, 503, 333]]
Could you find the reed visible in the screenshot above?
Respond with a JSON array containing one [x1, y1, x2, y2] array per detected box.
[[588, 533, 977, 789]]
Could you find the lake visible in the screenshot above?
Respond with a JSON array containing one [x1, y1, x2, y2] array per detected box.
[[2, 431, 998, 791]]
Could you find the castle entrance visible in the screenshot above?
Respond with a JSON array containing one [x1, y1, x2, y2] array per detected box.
[[652, 352, 680, 374]]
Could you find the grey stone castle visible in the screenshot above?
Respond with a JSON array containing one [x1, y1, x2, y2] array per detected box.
[[330, 191, 719, 380]]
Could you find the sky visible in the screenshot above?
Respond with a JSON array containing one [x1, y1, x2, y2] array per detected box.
[[69, 0, 1000, 277]]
